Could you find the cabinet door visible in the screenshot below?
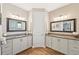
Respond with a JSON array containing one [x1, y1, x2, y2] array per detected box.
[[59, 39, 68, 54], [13, 39, 21, 54], [54, 38, 65, 52], [0, 47, 1, 55], [51, 37, 56, 50], [68, 40, 79, 55], [52, 37, 68, 54], [27, 36, 32, 48], [52, 37, 61, 51], [19, 39, 24, 52], [53, 37, 59, 50], [22, 37, 28, 50], [46, 36, 52, 48], [2, 40, 13, 55]]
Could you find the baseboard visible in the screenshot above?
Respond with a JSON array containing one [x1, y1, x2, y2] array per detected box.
[[32, 46, 46, 48]]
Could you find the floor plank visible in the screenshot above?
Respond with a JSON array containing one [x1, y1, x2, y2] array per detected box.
[[17, 48, 64, 55]]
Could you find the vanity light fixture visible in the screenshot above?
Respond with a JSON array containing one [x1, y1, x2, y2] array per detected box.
[[53, 15, 70, 21], [9, 13, 25, 20]]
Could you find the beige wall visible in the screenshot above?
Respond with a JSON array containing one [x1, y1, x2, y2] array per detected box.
[[1, 3, 29, 35], [49, 3, 79, 35]]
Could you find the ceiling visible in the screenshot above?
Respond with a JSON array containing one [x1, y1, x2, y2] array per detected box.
[[12, 3, 70, 12]]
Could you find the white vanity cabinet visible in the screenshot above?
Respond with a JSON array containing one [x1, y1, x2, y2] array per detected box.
[[2, 39, 13, 55], [46, 36, 52, 48], [68, 40, 79, 55]]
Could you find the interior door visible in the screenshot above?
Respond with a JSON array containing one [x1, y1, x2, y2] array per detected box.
[[32, 11, 45, 48]]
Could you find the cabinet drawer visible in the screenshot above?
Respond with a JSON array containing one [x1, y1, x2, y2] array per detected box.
[[2, 46, 12, 53], [2, 47, 13, 55], [2, 51, 13, 55], [69, 40, 79, 51], [2, 43, 12, 48], [69, 40, 79, 46], [2, 40, 12, 47], [69, 50, 79, 55], [69, 46, 79, 55], [69, 46, 79, 51], [2, 46, 12, 51], [69, 40, 79, 55]]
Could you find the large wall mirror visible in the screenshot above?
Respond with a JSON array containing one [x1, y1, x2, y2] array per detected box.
[[50, 19, 76, 32], [7, 18, 27, 32]]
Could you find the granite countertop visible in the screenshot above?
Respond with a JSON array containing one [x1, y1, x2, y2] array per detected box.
[[46, 33, 79, 41]]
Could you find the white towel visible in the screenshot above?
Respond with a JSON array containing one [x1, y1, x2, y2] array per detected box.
[[1, 37, 7, 45]]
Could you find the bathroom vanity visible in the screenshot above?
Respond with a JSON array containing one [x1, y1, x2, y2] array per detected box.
[[1, 33, 32, 55], [46, 33, 79, 55]]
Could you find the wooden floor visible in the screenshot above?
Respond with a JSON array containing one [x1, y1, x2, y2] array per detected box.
[[17, 48, 64, 55]]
